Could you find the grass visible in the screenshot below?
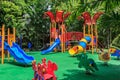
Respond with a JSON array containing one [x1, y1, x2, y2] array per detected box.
[[0, 51, 120, 80]]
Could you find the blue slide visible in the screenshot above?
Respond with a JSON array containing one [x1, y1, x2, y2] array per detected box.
[[41, 38, 61, 55], [4, 42, 34, 64]]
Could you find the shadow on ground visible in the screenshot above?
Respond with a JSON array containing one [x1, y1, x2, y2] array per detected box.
[[6, 61, 32, 67], [59, 63, 120, 80]]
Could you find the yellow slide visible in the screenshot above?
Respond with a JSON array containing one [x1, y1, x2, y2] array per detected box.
[[69, 36, 91, 56]]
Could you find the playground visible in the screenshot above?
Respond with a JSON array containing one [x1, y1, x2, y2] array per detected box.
[[1, 51, 120, 80], [0, 0, 120, 80]]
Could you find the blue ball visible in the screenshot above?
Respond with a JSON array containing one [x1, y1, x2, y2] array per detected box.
[[79, 42, 87, 49], [85, 36, 91, 43]]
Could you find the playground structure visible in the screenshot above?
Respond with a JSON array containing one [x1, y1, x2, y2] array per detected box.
[[0, 24, 34, 64], [44, 10, 70, 53], [68, 12, 104, 56], [41, 10, 84, 54], [41, 11, 105, 55], [0, 25, 5, 64], [0, 24, 15, 64], [79, 12, 103, 54], [41, 31, 83, 55], [32, 58, 58, 80]]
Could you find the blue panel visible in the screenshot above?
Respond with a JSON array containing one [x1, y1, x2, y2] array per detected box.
[[79, 42, 87, 49], [85, 36, 91, 43]]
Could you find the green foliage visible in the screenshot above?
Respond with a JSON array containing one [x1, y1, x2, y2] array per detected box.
[[0, 1, 23, 27], [111, 34, 120, 49], [20, 0, 50, 49], [0, 0, 120, 50], [50, 0, 84, 31], [97, 9, 120, 47]]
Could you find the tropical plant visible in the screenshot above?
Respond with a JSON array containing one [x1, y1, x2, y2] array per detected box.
[[110, 34, 120, 49], [0, 1, 23, 28], [0, 0, 120, 50]]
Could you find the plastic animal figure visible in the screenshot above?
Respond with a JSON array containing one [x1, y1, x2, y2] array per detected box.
[[32, 60, 38, 80], [110, 48, 120, 59], [77, 53, 98, 74], [98, 52, 110, 66], [112, 50, 120, 59], [47, 60, 58, 80], [32, 58, 58, 80]]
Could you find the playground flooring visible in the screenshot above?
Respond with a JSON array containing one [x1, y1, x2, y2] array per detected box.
[[0, 51, 120, 80]]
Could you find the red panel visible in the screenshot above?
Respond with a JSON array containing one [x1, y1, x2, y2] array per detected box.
[[92, 12, 103, 24], [56, 10, 64, 23], [44, 11, 55, 23], [60, 32, 83, 42], [82, 12, 92, 25], [51, 28, 56, 38], [63, 12, 71, 21]]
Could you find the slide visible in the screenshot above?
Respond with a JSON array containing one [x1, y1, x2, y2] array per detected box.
[[4, 42, 34, 64], [41, 38, 61, 55], [69, 36, 91, 56]]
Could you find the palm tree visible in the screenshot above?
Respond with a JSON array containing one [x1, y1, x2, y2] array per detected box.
[[98, 10, 120, 47]]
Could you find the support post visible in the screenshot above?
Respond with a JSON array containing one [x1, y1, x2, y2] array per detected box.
[[83, 24, 85, 37], [91, 25, 94, 54], [13, 27, 16, 42], [7, 28, 10, 61], [95, 25, 98, 52], [1, 24, 5, 64]]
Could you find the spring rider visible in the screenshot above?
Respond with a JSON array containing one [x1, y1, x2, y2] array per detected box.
[[32, 58, 58, 80], [77, 53, 98, 74]]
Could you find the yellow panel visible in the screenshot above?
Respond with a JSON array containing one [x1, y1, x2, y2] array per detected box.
[[80, 38, 87, 43], [78, 46, 84, 52], [85, 34, 92, 37]]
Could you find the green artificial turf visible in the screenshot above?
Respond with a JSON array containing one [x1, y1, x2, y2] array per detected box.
[[0, 51, 120, 80]]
